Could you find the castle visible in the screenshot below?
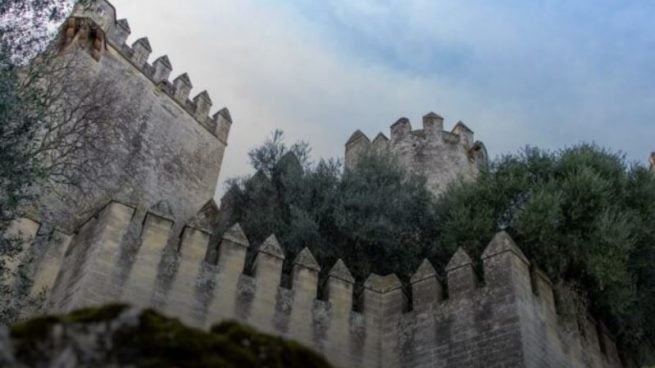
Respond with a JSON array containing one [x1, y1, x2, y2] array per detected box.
[[0, 1, 641, 367]]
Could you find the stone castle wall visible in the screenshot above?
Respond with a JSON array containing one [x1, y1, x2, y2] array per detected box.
[[345, 113, 488, 195], [29, 1, 232, 233], [7, 202, 624, 368], [4, 1, 644, 366]]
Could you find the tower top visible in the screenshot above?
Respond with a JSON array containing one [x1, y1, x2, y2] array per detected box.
[[344, 112, 488, 195]]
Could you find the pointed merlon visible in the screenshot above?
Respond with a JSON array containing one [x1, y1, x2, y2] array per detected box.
[[258, 234, 285, 259], [173, 73, 193, 88], [222, 223, 249, 247], [364, 273, 402, 293], [452, 121, 474, 134], [410, 259, 438, 284], [193, 90, 212, 105], [482, 231, 529, 264], [390, 117, 411, 130], [116, 18, 131, 32], [214, 107, 232, 123], [153, 55, 172, 69], [293, 247, 321, 272], [346, 130, 370, 146], [372, 132, 389, 144], [423, 112, 443, 120], [445, 247, 473, 272], [132, 37, 152, 52], [188, 199, 219, 230], [329, 259, 355, 283], [150, 200, 174, 220]]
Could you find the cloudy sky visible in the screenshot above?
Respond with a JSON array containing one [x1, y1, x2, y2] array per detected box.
[[110, 0, 655, 197]]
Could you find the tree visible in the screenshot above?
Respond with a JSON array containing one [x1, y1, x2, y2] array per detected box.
[[434, 144, 655, 364], [222, 136, 655, 363], [218, 131, 439, 287], [0, 0, 142, 324], [0, 0, 76, 63]]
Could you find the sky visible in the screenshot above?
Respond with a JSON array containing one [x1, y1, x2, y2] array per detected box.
[[110, 0, 655, 198]]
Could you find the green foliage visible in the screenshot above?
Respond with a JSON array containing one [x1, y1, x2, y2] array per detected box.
[[435, 144, 655, 362], [220, 131, 438, 282], [0, 0, 74, 326], [0, 51, 45, 224], [10, 305, 332, 368], [223, 135, 655, 363]]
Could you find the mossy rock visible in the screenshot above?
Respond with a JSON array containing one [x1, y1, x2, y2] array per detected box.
[[9, 305, 332, 368]]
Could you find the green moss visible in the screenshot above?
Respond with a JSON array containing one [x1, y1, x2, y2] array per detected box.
[[63, 303, 128, 324], [10, 315, 60, 341], [211, 320, 332, 368], [112, 309, 260, 368], [10, 307, 332, 367]]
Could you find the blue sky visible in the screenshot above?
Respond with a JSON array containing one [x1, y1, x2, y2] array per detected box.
[[110, 0, 655, 196]]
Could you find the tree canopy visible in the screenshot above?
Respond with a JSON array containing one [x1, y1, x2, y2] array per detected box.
[[219, 133, 655, 364], [436, 145, 655, 363], [219, 130, 438, 285]]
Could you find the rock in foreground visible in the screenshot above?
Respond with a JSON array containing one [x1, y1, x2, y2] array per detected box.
[[1, 304, 332, 367]]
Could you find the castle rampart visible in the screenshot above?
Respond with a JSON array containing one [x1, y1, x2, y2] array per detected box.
[[9, 199, 624, 368], [345, 113, 488, 195]]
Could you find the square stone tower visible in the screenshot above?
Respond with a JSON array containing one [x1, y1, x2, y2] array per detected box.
[[29, 0, 232, 232]]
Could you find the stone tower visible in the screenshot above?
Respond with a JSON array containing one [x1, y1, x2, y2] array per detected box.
[[28, 0, 232, 233], [345, 112, 487, 195]]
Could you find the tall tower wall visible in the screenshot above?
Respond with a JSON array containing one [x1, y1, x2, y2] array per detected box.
[[29, 0, 232, 232]]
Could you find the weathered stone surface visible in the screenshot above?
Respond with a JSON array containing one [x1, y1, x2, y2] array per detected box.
[[28, 1, 231, 234], [293, 247, 321, 271], [187, 199, 219, 231], [445, 247, 473, 271], [258, 235, 285, 259], [328, 259, 355, 283], [345, 114, 487, 195], [222, 223, 249, 247], [481, 231, 529, 264], [364, 273, 402, 293], [410, 259, 437, 284]]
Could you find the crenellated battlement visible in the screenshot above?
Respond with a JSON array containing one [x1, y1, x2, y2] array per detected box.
[[345, 112, 488, 195], [10, 198, 623, 368], [63, 0, 232, 142], [346, 113, 479, 155]]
